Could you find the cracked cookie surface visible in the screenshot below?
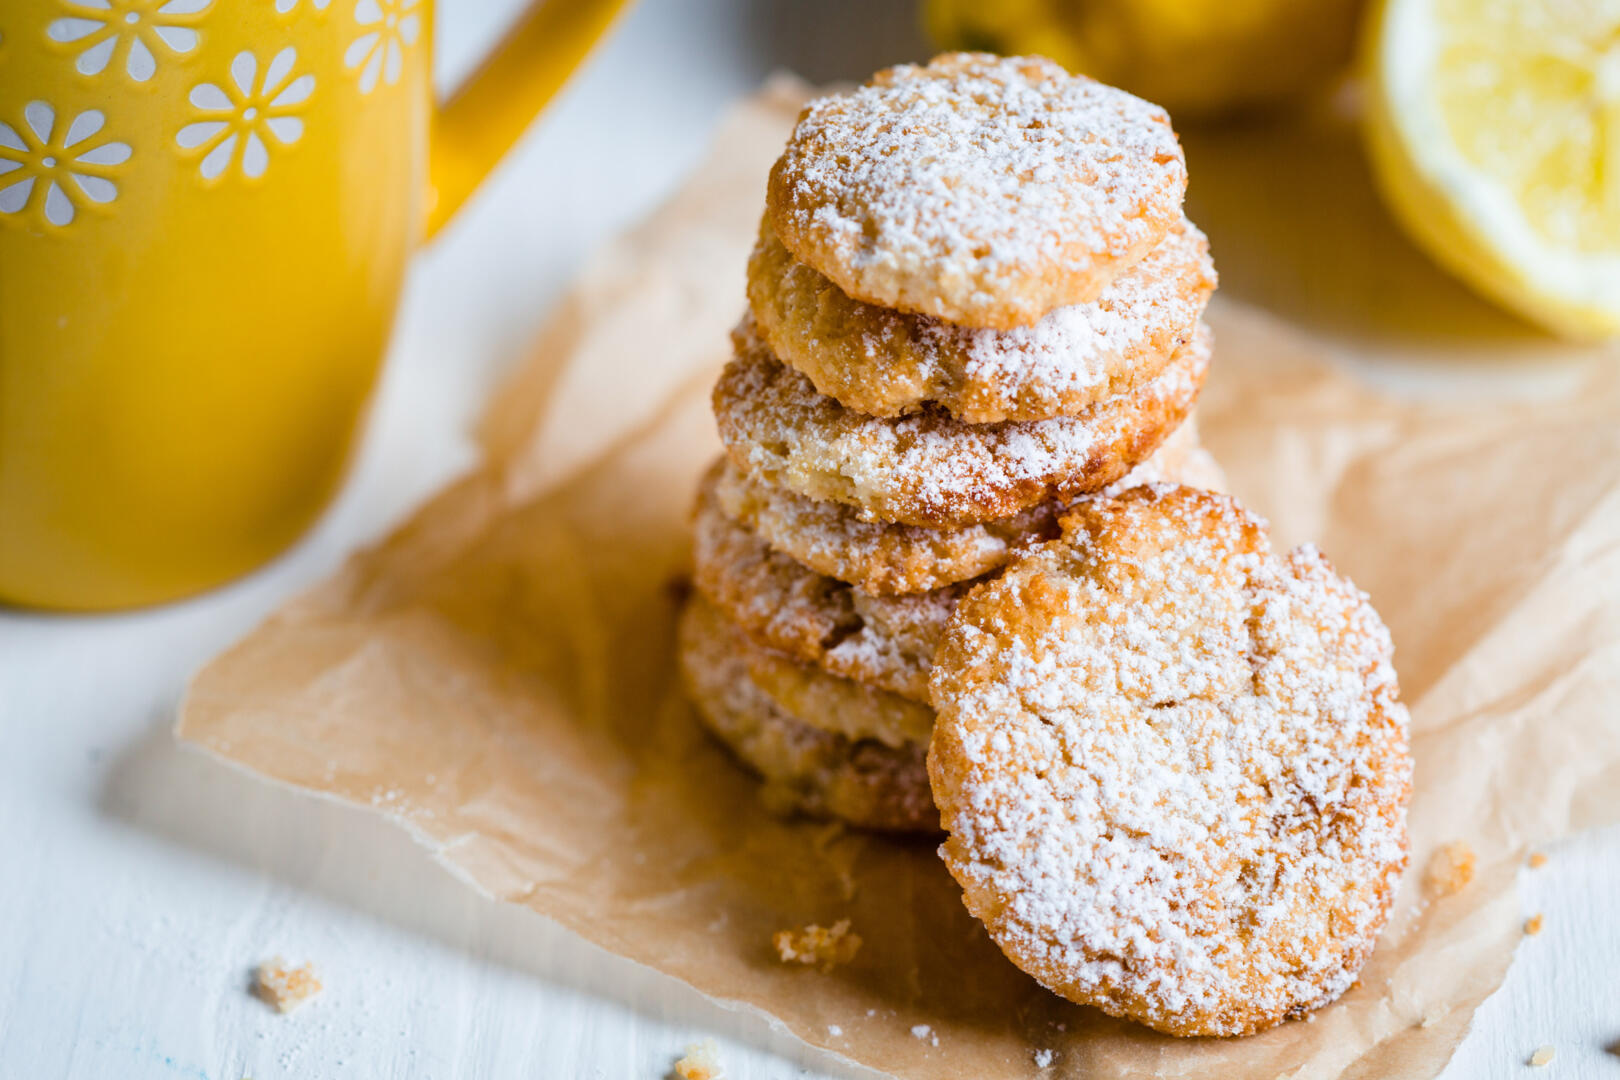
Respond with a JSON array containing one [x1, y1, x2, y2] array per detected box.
[[928, 486, 1411, 1036]]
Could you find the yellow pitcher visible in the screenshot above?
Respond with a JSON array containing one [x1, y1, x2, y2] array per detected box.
[[0, 0, 628, 610]]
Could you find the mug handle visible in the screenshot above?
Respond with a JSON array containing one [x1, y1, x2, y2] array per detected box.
[[424, 0, 632, 237]]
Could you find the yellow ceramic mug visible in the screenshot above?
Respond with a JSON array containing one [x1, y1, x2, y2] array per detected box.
[[0, 0, 627, 610]]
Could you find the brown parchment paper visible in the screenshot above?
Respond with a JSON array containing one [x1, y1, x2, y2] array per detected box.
[[178, 79, 1620, 1080]]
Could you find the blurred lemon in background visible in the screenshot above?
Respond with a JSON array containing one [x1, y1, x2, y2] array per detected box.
[[924, 0, 1366, 116], [1363, 0, 1620, 340]]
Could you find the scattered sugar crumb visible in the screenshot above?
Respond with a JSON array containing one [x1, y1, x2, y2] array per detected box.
[[1524, 914, 1544, 936], [1426, 842, 1476, 897], [1034, 1048, 1056, 1068], [910, 1024, 938, 1047], [1420, 1012, 1445, 1029], [673, 1038, 723, 1080], [827, 1025, 842, 1037], [866, 1008, 877, 1018], [773, 919, 861, 972], [1528, 1045, 1555, 1067], [253, 959, 321, 1014], [1528, 853, 1548, 869]]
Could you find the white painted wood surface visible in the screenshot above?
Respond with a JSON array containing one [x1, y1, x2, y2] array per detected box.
[[2, 2, 1617, 1076]]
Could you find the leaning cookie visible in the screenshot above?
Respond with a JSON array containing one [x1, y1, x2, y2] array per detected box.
[[927, 486, 1411, 1037], [714, 316, 1209, 528], [691, 462, 960, 702], [748, 214, 1214, 423], [767, 53, 1188, 328], [677, 596, 935, 833], [713, 416, 1224, 596]]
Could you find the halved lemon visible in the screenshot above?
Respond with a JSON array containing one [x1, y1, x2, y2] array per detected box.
[[1363, 0, 1620, 340]]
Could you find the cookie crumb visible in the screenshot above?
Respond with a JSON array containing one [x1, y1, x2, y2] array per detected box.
[[1524, 914, 1544, 936], [773, 919, 861, 972], [253, 959, 321, 1014], [1034, 1048, 1056, 1068], [909, 1023, 939, 1047], [673, 1038, 722, 1080], [1426, 842, 1476, 897], [1528, 1045, 1554, 1067], [1528, 853, 1548, 869]]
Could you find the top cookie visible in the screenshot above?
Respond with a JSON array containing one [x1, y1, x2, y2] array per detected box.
[[766, 53, 1188, 330], [928, 486, 1411, 1037]]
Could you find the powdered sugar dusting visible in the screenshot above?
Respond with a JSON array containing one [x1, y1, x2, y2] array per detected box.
[[748, 215, 1214, 423], [712, 419, 1223, 595], [714, 316, 1209, 528], [769, 53, 1187, 326], [944, 221, 1208, 396], [928, 487, 1411, 1036]]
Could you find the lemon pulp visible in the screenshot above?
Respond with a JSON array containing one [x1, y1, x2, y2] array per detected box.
[[1365, 0, 1620, 339]]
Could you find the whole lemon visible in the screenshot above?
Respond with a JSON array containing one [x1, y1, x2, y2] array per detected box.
[[924, 0, 1365, 116]]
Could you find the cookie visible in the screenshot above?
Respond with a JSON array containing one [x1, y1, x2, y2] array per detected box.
[[714, 316, 1209, 528], [677, 596, 936, 833], [691, 463, 960, 702], [736, 610, 936, 750], [747, 214, 1215, 423], [766, 53, 1188, 329], [927, 486, 1411, 1037], [713, 416, 1224, 595]]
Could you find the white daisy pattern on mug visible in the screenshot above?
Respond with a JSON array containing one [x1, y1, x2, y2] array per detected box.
[[343, 0, 420, 94], [46, 0, 210, 82], [176, 48, 314, 181], [0, 101, 132, 227]]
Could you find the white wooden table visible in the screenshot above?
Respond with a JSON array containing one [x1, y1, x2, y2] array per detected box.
[[3, 2, 1618, 1076]]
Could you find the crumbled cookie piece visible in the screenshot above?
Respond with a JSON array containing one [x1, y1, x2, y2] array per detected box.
[[1426, 842, 1476, 897], [1528, 1045, 1555, 1067], [772, 919, 861, 972], [253, 959, 321, 1014], [1528, 852, 1548, 869], [1524, 914, 1544, 936], [673, 1038, 722, 1080]]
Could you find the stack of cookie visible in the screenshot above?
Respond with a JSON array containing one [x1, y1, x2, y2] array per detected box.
[[678, 53, 1221, 833]]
